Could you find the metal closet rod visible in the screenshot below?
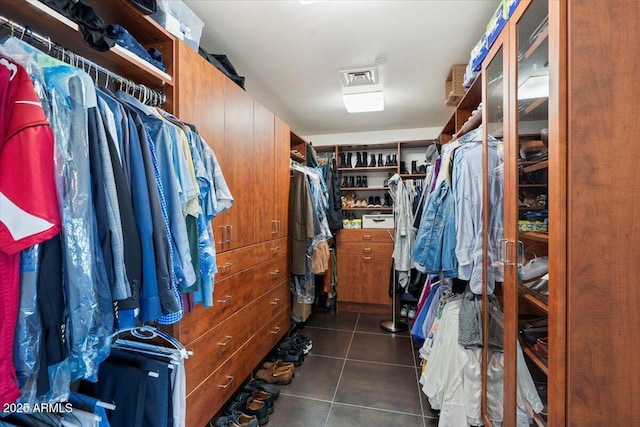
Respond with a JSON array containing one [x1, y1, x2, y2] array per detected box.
[[0, 14, 166, 106]]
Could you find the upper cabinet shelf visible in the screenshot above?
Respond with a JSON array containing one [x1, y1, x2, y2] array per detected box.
[[3, 0, 174, 89]]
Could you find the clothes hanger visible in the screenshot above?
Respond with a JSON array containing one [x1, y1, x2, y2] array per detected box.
[[114, 325, 192, 360]]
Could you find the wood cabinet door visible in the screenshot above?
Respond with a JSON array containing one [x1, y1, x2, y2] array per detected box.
[[254, 102, 276, 243], [274, 117, 290, 239], [337, 251, 393, 305], [224, 79, 255, 249]]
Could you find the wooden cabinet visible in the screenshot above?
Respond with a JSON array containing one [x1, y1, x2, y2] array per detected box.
[[173, 41, 291, 427], [476, 1, 640, 426], [336, 229, 393, 313]]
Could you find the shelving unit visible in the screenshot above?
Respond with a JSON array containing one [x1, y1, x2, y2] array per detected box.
[[3, 0, 176, 110]]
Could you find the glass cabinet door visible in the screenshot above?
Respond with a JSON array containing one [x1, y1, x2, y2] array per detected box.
[[482, 36, 507, 427], [512, 0, 550, 425]]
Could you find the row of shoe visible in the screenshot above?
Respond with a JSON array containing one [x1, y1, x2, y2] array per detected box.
[[346, 195, 393, 208], [339, 152, 398, 168], [341, 175, 368, 188], [210, 377, 282, 427], [264, 333, 312, 369]]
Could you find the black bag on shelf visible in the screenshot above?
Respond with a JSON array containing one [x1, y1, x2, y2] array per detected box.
[[198, 47, 245, 89], [128, 0, 157, 15]]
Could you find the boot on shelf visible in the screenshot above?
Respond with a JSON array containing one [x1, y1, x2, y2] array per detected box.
[[341, 176, 349, 188], [411, 160, 418, 175], [383, 193, 393, 207], [355, 152, 362, 168], [339, 152, 347, 168], [374, 196, 382, 207], [367, 196, 375, 207], [400, 161, 409, 175], [346, 152, 353, 168], [355, 176, 362, 187], [361, 152, 368, 168], [378, 153, 384, 167], [362, 176, 368, 187], [348, 176, 355, 188], [392, 154, 398, 166], [385, 154, 392, 167], [369, 154, 376, 167]]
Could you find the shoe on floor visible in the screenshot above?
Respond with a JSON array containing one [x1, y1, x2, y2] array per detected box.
[[255, 365, 293, 385], [407, 307, 416, 320], [263, 359, 296, 373], [241, 379, 280, 400], [210, 411, 258, 427], [251, 390, 274, 414], [400, 305, 408, 317]]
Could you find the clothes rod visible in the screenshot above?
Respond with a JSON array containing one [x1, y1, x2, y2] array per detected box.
[[0, 14, 166, 106]]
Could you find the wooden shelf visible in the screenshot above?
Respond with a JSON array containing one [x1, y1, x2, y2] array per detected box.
[[338, 166, 397, 172], [519, 285, 549, 313], [454, 107, 482, 139], [343, 207, 392, 211], [522, 342, 549, 375], [399, 173, 427, 179], [340, 187, 388, 191], [519, 184, 547, 188], [519, 231, 549, 243], [3, 0, 174, 89], [522, 160, 549, 173], [290, 152, 305, 163]]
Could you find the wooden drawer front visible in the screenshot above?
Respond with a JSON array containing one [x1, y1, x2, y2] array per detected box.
[[253, 255, 288, 298], [215, 243, 256, 280], [336, 228, 393, 243], [252, 307, 290, 366], [186, 340, 255, 427], [185, 303, 255, 395], [254, 237, 288, 264], [337, 253, 393, 306], [254, 281, 289, 324], [338, 241, 393, 257], [179, 268, 254, 345]]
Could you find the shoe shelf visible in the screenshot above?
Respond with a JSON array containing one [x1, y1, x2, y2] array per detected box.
[[521, 339, 549, 375], [519, 184, 547, 188], [518, 284, 548, 313], [290, 151, 305, 163], [519, 231, 549, 243], [338, 166, 398, 172], [399, 173, 427, 179], [340, 186, 388, 191], [342, 207, 392, 211]]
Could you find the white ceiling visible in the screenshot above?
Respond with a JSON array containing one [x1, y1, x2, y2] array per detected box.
[[183, 0, 498, 137]]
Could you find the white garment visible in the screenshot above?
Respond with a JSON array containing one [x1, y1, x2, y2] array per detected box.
[[388, 174, 415, 286]]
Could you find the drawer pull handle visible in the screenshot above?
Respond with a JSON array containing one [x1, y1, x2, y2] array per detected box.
[[218, 335, 233, 346], [270, 298, 281, 305], [362, 234, 372, 240], [271, 269, 281, 277], [271, 246, 280, 253], [217, 295, 233, 304], [362, 256, 372, 262], [218, 375, 234, 389], [271, 326, 281, 334], [362, 247, 372, 253]]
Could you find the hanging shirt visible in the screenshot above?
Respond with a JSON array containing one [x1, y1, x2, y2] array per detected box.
[[0, 55, 61, 405]]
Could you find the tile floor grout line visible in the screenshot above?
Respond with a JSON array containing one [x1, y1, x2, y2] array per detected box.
[[343, 357, 416, 369], [327, 400, 426, 418], [305, 325, 359, 333], [323, 312, 360, 427]]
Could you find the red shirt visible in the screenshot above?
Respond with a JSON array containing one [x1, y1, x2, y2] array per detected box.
[[0, 55, 61, 405]]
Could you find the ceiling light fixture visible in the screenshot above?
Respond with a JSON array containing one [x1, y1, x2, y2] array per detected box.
[[343, 91, 384, 113]]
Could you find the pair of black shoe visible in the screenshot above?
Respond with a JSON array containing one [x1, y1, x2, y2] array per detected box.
[[223, 388, 274, 425], [267, 334, 312, 367]]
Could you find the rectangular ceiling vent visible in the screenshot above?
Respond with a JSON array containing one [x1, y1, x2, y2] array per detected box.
[[340, 66, 378, 88]]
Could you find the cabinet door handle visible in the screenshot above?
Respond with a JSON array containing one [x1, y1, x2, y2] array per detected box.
[[270, 326, 281, 334], [219, 226, 227, 249], [362, 234, 372, 240], [227, 225, 233, 245], [271, 246, 280, 255], [217, 295, 233, 304], [271, 269, 281, 277], [362, 256, 372, 262], [271, 298, 281, 305], [218, 375, 234, 389], [362, 247, 372, 253], [217, 335, 233, 346], [277, 220, 281, 233], [271, 220, 277, 235]]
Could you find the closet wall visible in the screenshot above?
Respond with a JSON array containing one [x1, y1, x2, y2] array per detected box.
[[173, 41, 291, 426]]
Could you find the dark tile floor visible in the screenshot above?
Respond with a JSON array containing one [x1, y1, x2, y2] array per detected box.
[[267, 311, 439, 427]]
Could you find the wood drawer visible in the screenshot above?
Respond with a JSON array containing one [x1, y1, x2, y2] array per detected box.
[[185, 303, 255, 395], [251, 307, 290, 368], [254, 281, 290, 324], [338, 241, 393, 257], [254, 237, 288, 264], [336, 228, 394, 243], [215, 243, 257, 280], [253, 255, 288, 298], [178, 268, 254, 344], [186, 339, 255, 427]]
